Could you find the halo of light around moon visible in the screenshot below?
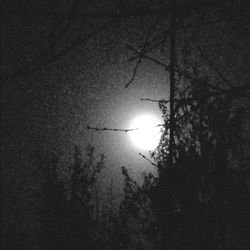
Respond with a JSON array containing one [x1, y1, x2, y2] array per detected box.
[[129, 114, 162, 150]]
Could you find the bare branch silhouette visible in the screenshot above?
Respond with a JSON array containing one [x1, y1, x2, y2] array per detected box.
[[87, 125, 138, 133], [141, 98, 170, 103], [125, 44, 170, 73], [4, 18, 118, 80], [139, 153, 157, 166], [87, 124, 164, 133], [125, 15, 163, 88], [196, 45, 234, 88]]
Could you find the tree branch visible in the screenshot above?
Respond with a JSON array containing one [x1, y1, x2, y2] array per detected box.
[[87, 123, 164, 133], [125, 15, 162, 88], [126, 44, 170, 71], [87, 125, 138, 133], [140, 98, 170, 103], [139, 153, 157, 166], [4, 18, 118, 80], [196, 45, 234, 88]]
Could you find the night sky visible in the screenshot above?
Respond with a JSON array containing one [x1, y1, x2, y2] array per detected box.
[[2, 1, 171, 183], [2, 0, 250, 248], [3, 0, 249, 175]]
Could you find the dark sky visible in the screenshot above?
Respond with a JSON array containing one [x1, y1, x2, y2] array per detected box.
[[2, 2, 250, 248], [2, 1, 170, 190], [2, 0, 250, 186]]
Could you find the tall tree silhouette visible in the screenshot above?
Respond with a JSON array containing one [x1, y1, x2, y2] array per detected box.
[[147, 70, 250, 249]]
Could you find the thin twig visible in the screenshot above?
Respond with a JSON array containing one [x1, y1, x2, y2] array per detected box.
[[140, 98, 170, 103], [87, 124, 164, 133], [139, 153, 157, 166], [4, 18, 118, 81], [87, 125, 138, 133], [125, 59, 142, 88], [125, 15, 163, 88], [196, 45, 234, 88], [126, 44, 170, 71]]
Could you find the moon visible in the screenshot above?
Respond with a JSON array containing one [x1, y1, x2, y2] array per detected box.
[[129, 114, 162, 150]]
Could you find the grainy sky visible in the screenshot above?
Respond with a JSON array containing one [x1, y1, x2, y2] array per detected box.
[[2, 2, 250, 248], [2, 0, 250, 185], [2, 2, 169, 187]]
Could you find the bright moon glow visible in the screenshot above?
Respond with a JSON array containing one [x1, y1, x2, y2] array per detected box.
[[129, 114, 162, 150]]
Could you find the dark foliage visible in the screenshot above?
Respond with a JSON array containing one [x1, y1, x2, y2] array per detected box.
[[39, 146, 105, 250], [3, 83, 249, 250], [141, 77, 250, 249], [110, 72, 250, 249], [2, 1, 250, 249]]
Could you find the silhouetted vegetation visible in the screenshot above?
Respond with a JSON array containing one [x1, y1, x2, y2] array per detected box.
[[38, 146, 107, 249], [2, 91, 249, 249], [31, 75, 249, 249], [2, 1, 250, 249], [151, 74, 250, 249]]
